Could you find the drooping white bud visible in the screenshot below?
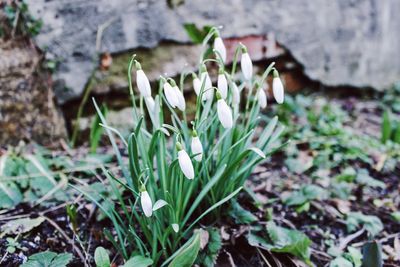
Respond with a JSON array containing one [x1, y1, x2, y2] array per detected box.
[[135, 62, 151, 97], [272, 70, 284, 104], [214, 36, 226, 63], [240, 47, 253, 81], [216, 91, 233, 129], [193, 74, 201, 96], [217, 68, 228, 99], [140, 189, 152, 217], [144, 96, 155, 114], [200, 64, 213, 101], [173, 85, 186, 111], [257, 89, 267, 109], [191, 131, 203, 162], [231, 82, 240, 105], [163, 81, 178, 108], [176, 142, 195, 179]]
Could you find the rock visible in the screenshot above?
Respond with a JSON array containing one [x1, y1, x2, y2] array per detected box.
[[30, 0, 400, 104], [0, 38, 67, 146]]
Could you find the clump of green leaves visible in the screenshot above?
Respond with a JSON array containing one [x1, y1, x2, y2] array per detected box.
[[1, 0, 42, 39], [381, 109, 400, 144], [82, 26, 284, 265]]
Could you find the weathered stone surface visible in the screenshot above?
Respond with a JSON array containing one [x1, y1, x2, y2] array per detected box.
[[30, 0, 400, 103], [0, 39, 67, 146]]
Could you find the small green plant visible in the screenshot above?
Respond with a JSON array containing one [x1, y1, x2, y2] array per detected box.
[[80, 26, 285, 265], [5, 237, 21, 253], [381, 109, 400, 144], [1, 0, 42, 38]]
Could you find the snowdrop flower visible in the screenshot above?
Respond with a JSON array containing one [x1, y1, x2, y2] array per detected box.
[[163, 81, 179, 108], [200, 64, 213, 101], [140, 186, 152, 217], [217, 68, 228, 99], [191, 130, 203, 162], [240, 46, 253, 81], [192, 73, 201, 96], [272, 69, 284, 104], [144, 96, 155, 114], [257, 88, 267, 109], [231, 82, 240, 105], [135, 61, 151, 97], [216, 91, 233, 129], [169, 79, 186, 111], [176, 142, 194, 179], [214, 34, 226, 63]]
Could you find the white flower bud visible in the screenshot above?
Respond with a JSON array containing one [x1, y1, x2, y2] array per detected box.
[[177, 143, 194, 179], [214, 36, 226, 63], [241, 50, 253, 81], [144, 96, 155, 114], [272, 70, 284, 104], [231, 82, 240, 105], [163, 82, 178, 108], [136, 69, 152, 97], [217, 70, 228, 99], [257, 89, 267, 109], [200, 65, 213, 101], [216, 92, 233, 129], [191, 133, 203, 162], [193, 76, 201, 96], [173, 85, 186, 111], [140, 190, 152, 217]]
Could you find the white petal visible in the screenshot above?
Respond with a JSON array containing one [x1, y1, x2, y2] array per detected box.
[[178, 150, 194, 179], [200, 72, 213, 101], [191, 136, 203, 162], [257, 89, 267, 109], [272, 77, 285, 104], [173, 86, 186, 111], [140, 191, 153, 217], [231, 82, 240, 105], [218, 74, 228, 99], [153, 199, 168, 211], [136, 70, 151, 97], [217, 99, 233, 129], [193, 77, 201, 96], [241, 52, 253, 80], [163, 83, 178, 108], [249, 147, 266, 159], [172, 223, 179, 233], [214, 37, 226, 63], [144, 96, 155, 114]]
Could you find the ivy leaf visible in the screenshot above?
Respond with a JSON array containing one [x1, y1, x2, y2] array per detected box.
[[248, 222, 312, 264], [20, 251, 72, 267], [346, 212, 383, 237], [329, 256, 353, 267], [1, 217, 45, 237], [355, 169, 385, 188], [94, 247, 110, 267], [122, 256, 153, 267], [229, 200, 257, 224]]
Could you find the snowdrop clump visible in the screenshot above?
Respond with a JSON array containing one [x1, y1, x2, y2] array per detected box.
[[90, 26, 285, 265]]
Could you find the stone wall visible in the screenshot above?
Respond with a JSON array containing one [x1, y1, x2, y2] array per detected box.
[[0, 38, 67, 146], [29, 0, 400, 104]]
